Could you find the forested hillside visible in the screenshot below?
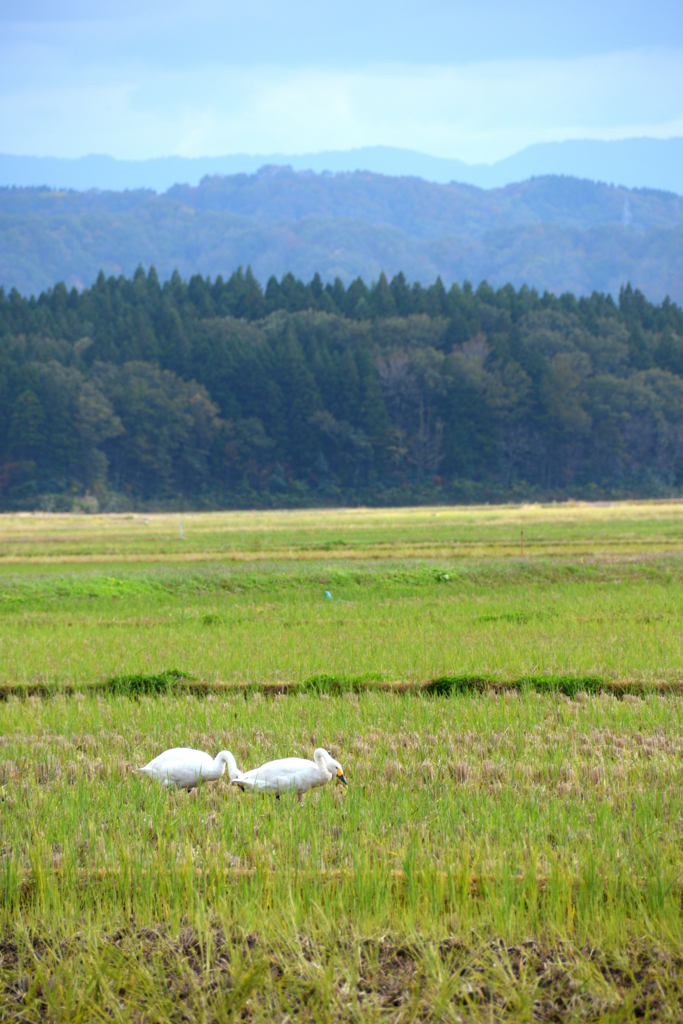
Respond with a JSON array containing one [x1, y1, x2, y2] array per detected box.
[[1, 267, 683, 510], [2, 169, 683, 300]]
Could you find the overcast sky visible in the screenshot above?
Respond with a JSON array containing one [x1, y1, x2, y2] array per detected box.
[[1, 0, 682, 163]]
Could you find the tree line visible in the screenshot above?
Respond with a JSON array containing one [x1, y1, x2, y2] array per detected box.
[[1, 266, 683, 509]]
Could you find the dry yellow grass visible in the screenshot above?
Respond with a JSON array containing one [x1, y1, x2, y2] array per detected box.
[[1, 499, 683, 565]]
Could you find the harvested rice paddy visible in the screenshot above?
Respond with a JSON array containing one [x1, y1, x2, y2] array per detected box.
[[2, 502, 683, 1021]]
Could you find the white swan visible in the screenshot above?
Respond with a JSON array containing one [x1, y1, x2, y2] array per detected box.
[[232, 747, 347, 803], [134, 747, 241, 791]]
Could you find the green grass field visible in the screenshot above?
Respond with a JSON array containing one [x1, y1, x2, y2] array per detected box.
[[2, 503, 683, 1021]]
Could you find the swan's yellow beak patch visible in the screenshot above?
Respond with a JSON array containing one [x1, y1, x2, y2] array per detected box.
[[337, 768, 348, 786]]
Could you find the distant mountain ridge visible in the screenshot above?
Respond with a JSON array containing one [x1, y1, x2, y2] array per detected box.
[[1, 169, 683, 301], [1, 137, 683, 195]]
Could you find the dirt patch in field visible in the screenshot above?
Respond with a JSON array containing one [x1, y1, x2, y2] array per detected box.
[[2, 927, 683, 1022]]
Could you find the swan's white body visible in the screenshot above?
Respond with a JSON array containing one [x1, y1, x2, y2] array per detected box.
[[135, 748, 241, 790], [233, 747, 347, 802]]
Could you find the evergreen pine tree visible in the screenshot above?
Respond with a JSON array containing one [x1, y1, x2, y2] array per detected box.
[[371, 272, 397, 317]]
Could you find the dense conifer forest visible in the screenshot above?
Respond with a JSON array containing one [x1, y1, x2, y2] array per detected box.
[[1, 265, 683, 509]]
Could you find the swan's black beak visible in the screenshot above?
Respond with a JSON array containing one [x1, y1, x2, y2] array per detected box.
[[337, 769, 348, 786]]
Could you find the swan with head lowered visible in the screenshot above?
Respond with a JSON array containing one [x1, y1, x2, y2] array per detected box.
[[232, 747, 347, 803], [134, 747, 242, 791]]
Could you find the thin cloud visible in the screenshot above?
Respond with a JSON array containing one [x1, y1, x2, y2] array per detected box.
[[0, 50, 681, 162], [3, 0, 682, 66]]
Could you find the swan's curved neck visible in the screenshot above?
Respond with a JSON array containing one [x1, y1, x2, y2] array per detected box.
[[313, 750, 333, 778], [214, 751, 239, 781], [203, 752, 226, 780]]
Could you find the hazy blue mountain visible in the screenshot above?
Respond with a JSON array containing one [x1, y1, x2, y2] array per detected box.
[[2, 169, 683, 301], [480, 138, 683, 194], [1, 137, 682, 194]]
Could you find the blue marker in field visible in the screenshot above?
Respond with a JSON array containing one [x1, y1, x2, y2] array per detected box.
[[179, 522, 184, 539], [324, 591, 332, 599]]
